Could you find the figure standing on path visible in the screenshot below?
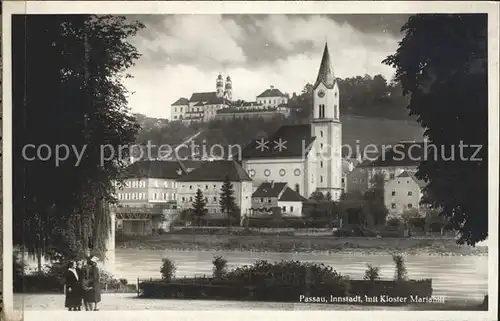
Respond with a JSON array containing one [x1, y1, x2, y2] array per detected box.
[[75, 259, 85, 311], [83, 256, 102, 311], [64, 261, 81, 311]]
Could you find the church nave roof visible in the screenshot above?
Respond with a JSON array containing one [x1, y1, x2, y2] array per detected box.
[[241, 124, 316, 159]]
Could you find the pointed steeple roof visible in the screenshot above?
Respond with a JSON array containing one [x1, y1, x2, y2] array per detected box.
[[314, 43, 335, 89]]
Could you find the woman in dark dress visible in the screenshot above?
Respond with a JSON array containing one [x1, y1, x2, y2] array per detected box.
[[64, 261, 81, 311], [83, 256, 101, 311], [75, 259, 85, 311]]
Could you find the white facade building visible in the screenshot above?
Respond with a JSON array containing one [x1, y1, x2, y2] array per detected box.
[[176, 160, 253, 216], [250, 182, 307, 217], [256, 85, 288, 108]]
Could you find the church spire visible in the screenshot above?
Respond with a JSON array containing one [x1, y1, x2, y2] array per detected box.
[[314, 43, 335, 89]]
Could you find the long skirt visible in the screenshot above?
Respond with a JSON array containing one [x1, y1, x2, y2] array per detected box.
[[83, 286, 101, 303], [64, 287, 82, 308]]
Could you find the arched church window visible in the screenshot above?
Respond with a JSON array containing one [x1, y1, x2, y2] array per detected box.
[[295, 184, 300, 194], [320, 161, 323, 168], [320, 131, 323, 137]]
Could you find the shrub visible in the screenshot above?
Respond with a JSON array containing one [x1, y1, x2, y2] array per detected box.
[[392, 254, 407, 281], [224, 260, 347, 288], [119, 278, 128, 286], [363, 264, 381, 281], [160, 258, 177, 281], [212, 256, 228, 279], [387, 217, 403, 227]]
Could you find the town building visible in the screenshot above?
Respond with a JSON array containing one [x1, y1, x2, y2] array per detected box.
[[113, 160, 185, 235], [256, 85, 289, 108], [241, 43, 343, 201], [250, 182, 307, 217], [356, 141, 424, 189], [176, 160, 253, 216], [170, 74, 232, 123], [384, 171, 427, 218], [345, 164, 371, 195]]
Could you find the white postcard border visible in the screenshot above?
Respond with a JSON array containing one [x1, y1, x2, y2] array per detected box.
[[2, 1, 499, 320]]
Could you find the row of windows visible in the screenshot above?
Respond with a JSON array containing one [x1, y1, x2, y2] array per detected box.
[[260, 98, 286, 105], [248, 168, 302, 178], [184, 183, 222, 190], [282, 206, 294, 212], [391, 203, 414, 209], [182, 196, 219, 203], [120, 180, 177, 189], [391, 191, 414, 196], [118, 192, 177, 201], [317, 105, 339, 119]]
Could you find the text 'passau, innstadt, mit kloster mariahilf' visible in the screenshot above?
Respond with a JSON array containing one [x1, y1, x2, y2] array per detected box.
[[299, 295, 446, 304]]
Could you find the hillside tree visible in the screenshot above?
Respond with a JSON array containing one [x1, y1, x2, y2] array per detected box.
[[383, 14, 488, 245]]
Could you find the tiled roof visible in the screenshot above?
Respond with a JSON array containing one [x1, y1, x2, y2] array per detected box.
[[171, 97, 189, 106], [122, 160, 185, 179], [239, 101, 262, 107], [257, 88, 286, 98], [206, 97, 230, 105], [279, 187, 307, 202], [241, 124, 316, 159], [252, 182, 287, 198], [177, 160, 252, 182], [189, 92, 218, 102], [179, 160, 207, 170], [398, 171, 427, 188], [359, 142, 425, 168], [314, 43, 336, 89]]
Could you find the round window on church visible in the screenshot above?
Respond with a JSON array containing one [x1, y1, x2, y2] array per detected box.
[[248, 169, 255, 177], [294, 169, 301, 176], [279, 169, 286, 176], [264, 169, 271, 177]]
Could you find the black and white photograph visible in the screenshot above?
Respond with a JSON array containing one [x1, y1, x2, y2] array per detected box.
[[1, 2, 498, 321]]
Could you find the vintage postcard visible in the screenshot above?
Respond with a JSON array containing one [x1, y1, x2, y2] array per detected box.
[[1, 1, 499, 321]]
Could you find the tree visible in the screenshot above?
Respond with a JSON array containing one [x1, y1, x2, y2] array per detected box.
[[192, 189, 208, 225], [309, 190, 325, 201], [12, 15, 143, 262], [363, 174, 388, 226], [325, 192, 332, 201], [219, 175, 239, 224], [383, 14, 488, 245], [392, 254, 408, 281]]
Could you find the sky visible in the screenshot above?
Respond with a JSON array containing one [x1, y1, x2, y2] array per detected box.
[[123, 14, 411, 119]]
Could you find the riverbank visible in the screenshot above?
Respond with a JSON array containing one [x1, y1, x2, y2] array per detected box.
[[116, 234, 488, 256]]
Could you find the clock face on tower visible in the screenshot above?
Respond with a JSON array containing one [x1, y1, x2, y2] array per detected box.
[[317, 90, 325, 98]]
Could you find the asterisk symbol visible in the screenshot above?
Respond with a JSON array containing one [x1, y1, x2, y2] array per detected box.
[[255, 137, 269, 152], [273, 138, 287, 151]]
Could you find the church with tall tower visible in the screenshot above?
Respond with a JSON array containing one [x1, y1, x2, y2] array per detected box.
[[241, 43, 343, 201]]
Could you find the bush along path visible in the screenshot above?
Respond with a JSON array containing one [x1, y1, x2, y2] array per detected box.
[[138, 255, 437, 306]]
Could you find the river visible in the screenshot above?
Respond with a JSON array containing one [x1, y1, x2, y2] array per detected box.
[[113, 248, 488, 302]]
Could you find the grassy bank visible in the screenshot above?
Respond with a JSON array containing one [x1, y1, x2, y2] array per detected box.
[[116, 234, 487, 256]]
